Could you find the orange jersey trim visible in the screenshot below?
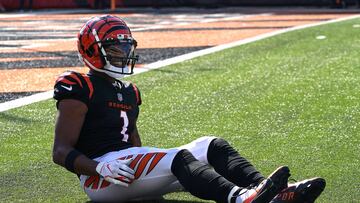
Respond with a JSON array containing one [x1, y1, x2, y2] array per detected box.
[[69, 73, 83, 88], [83, 75, 94, 99], [58, 78, 76, 85], [132, 84, 140, 105]]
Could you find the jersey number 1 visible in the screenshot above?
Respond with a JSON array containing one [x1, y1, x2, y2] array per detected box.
[[120, 111, 129, 142]]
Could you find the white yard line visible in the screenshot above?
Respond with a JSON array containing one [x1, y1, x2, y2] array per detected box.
[[0, 14, 359, 112], [0, 91, 53, 112], [0, 13, 32, 18]]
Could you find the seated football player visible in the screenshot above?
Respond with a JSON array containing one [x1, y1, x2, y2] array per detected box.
[[52, 15, 326, 203]]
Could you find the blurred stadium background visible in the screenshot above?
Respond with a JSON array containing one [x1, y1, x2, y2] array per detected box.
[[0, 0, 359, 10], [0, 0, 358, 105]]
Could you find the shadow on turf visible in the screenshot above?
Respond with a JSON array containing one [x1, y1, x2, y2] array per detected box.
[[87, 200, 204, 203], [0, 112, 33, 123]]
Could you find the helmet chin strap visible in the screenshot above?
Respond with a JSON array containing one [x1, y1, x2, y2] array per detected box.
[[103, 63, 130, 79], [83, 58, 129, 79]]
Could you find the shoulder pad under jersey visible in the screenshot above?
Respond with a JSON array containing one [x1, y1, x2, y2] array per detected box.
[[53, 71, 94, 106]]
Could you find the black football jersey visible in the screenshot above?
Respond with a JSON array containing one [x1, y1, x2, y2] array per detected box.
[[53, 71, 141, 159]]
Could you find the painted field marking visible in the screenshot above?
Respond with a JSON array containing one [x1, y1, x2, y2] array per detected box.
[[316, 35, 327, 40], [0, 12, 270, 48], [0, 14, 359, 112], [131, 13, 272, 32]]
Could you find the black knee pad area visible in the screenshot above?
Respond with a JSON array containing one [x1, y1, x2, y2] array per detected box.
[[208, 138, 265, 187], [171, 149, 234, 203], [171, 149, 207, 179], [171, 149, 197, 174], [207, 138, 235, 166]]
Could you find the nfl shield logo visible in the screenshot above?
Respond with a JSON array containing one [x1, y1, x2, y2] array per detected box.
[[117, 93, 123, 102]]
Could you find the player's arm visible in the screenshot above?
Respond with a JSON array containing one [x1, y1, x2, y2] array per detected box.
[[129, 122, 142, 147], [53, 99, 135, 186], [52, 99, 98, 176]]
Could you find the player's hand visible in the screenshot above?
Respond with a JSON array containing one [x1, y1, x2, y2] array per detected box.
[[96, 159, 135, 187]]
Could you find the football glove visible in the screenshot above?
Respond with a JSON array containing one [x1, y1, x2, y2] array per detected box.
[[96, 159, 135, 187]]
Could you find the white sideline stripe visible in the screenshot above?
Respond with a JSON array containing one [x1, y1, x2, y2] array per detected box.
[[0, 14, 359, 113], [0, 91, 53, 112], [140, 14, 360, 70]]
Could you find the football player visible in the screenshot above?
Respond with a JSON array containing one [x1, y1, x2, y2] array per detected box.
[[52, 15, 325, 202]]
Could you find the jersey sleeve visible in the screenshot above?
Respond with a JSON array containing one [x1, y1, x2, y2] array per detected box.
[[53, 71, 91, 107], [132, 83, 142, 106]]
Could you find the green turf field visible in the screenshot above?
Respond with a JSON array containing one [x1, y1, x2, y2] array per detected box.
[[1, 18, 360, 202]]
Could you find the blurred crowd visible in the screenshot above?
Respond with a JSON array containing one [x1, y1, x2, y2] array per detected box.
[[332, 0, 360, 8], [0, 0, 110, 12], [19, 0, 33, 11]]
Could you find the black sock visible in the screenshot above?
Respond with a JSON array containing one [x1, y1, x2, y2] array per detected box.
[[207, 138, 265, 187], [171, 149, 236, 203]]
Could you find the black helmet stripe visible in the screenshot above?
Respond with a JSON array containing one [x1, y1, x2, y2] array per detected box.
[[87, 19, 100, 34], [87, 16, 118, 34], [96, 20, 118, 33]]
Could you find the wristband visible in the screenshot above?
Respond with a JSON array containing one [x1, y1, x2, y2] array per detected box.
[[65, 149, 82, 173]]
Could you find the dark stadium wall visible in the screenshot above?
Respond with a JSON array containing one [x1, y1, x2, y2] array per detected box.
[[120, 0, 334, 7], [0, 0, 93, 10], [0, 0, 356, 10]]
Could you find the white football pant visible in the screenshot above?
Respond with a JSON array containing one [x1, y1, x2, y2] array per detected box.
[[79, 136, 217, 202]]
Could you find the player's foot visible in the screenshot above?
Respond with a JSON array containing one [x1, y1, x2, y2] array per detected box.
[[270, 177, 326, 203], [232, 166, 291, 203]]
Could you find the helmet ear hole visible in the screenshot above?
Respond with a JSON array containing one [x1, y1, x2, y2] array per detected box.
[[86, 46, 94, 57]]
